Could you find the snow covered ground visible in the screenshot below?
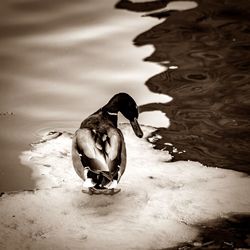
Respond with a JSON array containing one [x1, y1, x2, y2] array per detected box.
[[0, 124, 250, 250]]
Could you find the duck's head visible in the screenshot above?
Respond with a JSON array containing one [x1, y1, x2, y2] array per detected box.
[[103, 93, 143, 138]]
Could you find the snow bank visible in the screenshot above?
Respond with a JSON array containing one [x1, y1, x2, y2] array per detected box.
[[0, 124, 249, 250]]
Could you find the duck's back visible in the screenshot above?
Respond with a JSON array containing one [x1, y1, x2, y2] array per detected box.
[[73, 112, 125, 175]]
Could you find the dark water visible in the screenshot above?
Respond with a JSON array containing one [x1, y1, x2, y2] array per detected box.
[[166, 214, 250, 249], [117, 0, 250, 173]]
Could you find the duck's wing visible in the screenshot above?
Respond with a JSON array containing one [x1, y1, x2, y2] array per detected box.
[[115, 129, 126, 181], [72, 132, 87, 180], [105, 128, 126, 181], [72, 128, 125, 180]]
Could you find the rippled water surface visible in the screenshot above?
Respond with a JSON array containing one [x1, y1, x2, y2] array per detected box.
[[117, 0, 250, 173], [0, 0, 249, 191]]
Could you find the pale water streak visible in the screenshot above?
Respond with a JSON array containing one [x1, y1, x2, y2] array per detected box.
[[0, 0, 175, 191]]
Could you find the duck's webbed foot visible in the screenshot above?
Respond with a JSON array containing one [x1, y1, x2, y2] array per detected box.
[[88, 187, 121, 195]]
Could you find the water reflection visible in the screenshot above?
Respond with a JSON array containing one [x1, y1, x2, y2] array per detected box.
[[0, 0, 172, 191], [116, 0, 250, 173]]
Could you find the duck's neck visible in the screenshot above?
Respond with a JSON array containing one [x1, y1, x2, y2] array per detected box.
[[101, 107, 118, 127]]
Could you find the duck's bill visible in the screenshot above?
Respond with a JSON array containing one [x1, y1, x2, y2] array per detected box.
[[130, 118, 143, 138]]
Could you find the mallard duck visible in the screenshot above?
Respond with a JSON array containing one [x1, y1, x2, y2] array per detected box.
[[72, 93, 143, 194]]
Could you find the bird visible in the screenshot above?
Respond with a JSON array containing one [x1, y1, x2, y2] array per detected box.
[[72, 93, 143, 194]]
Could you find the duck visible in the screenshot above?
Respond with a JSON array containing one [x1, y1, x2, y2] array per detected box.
[[72, 93, 143, 194]]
